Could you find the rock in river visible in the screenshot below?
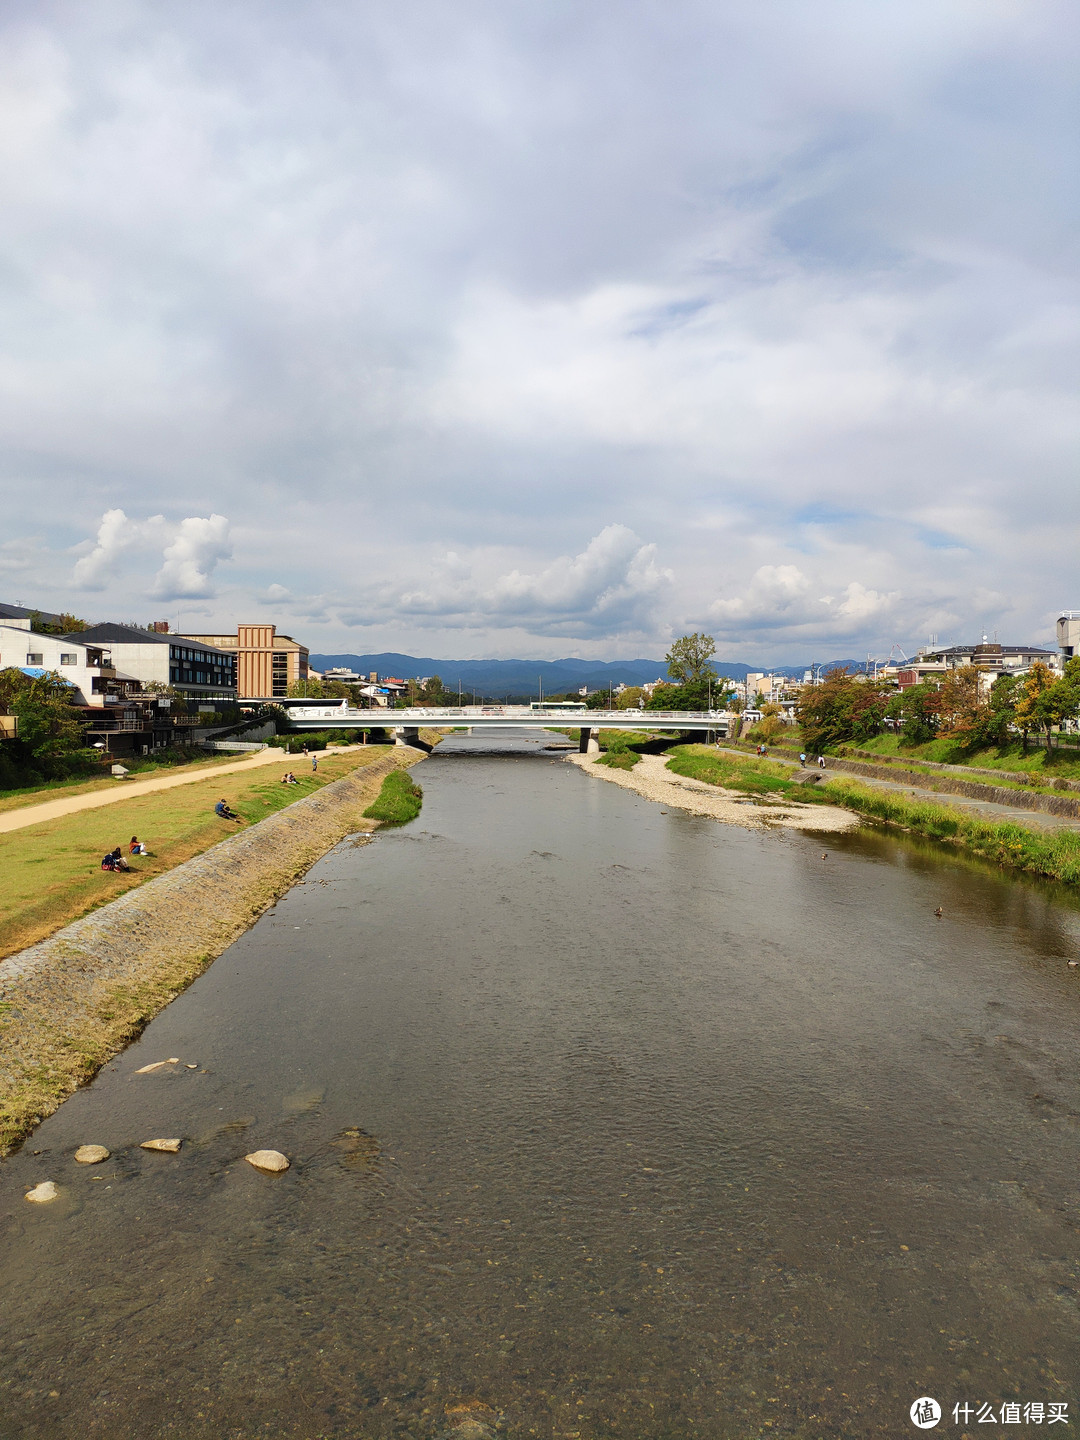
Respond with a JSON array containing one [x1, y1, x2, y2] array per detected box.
[[245, 1149, 290, 1173], [140, 1137, 182, 1153], [74, 1145, 111, 1164], [25, 1181, 59, 1203]]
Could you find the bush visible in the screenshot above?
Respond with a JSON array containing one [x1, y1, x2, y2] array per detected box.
[[596, 748, 639, 770], [362, 768, 423, 826]]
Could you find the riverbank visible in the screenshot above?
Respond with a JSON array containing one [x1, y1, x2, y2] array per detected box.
[[0, 747, 427, 1155], [0, 744, 398, 961], [675, 745, 1080, 886], [566, 750, 859, 832]]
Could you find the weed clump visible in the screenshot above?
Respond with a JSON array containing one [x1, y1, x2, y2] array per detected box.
[[363, 769, 423, 827]]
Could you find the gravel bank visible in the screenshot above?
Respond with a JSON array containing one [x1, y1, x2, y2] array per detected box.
[[0, 749, 422, 1155], [567, 751, 860, 833]]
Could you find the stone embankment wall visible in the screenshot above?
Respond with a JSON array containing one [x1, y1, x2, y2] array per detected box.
[[0, 750, 421, 1155], [820, 756, 1080, 818]]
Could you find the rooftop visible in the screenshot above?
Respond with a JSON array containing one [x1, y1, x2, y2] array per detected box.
[[65, 623, 233, 657]]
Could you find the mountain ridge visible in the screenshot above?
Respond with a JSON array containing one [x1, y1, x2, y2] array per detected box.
[[309, 652, 871, 696]]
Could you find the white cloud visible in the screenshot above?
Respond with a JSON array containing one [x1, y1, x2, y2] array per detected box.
[[71, 509, 161, 590], [386, 525, 673, 638], [2, 2, 1077, 660], [152, 514, 232, 600]]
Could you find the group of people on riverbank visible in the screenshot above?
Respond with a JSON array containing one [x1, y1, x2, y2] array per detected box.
[[101, 836, 149, 872]]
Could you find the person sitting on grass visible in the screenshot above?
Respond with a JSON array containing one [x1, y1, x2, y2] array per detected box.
[[102, 847, 131, 872], [281, 771, 298, 784], [214, 798, 240, 821], [129, 835, 149, 855]]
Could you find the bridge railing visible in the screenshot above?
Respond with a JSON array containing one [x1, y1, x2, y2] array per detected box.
[[289, 706, 728, 724]]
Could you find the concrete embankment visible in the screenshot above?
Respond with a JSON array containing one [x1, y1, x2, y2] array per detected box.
[[0, 749, 423, 1155]]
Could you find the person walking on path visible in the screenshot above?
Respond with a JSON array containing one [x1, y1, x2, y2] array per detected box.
[[818, 755, 826, 769], [799, 752, 807, 767]]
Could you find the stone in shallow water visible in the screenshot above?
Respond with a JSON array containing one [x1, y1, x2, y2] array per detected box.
[[25, 1181, 59, 1203], [245, 1149, 290, 1172], [74, 1145, 110, 1164], [140, 1137, 182, 1153]]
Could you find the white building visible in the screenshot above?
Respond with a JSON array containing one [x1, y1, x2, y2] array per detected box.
[[0, 618, 104, 706]]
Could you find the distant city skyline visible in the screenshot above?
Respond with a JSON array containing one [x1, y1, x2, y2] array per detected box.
[[2, 2, 1077, 663]]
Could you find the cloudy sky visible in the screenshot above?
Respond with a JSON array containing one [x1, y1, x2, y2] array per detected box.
[[1, 0, 1077, 662]]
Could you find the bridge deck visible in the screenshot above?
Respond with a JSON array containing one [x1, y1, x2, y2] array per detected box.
[[284, 706, 726, 732]]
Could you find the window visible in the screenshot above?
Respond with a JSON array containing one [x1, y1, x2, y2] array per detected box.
[[26, 653, 43, 665], [60, 652, 78, 665]]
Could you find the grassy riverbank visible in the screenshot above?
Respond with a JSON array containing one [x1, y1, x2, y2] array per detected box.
[[363, 768, 423, 825], [0, 750, 430, 1154], [671, 745, 1080, 886], [0, 746, 396, 959]]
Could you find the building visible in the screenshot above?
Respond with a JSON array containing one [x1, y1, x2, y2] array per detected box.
[[177, 623, 309, 699], [1058, 611, 1080, 663], [0, 617, 108, 707], [65, 624, 237, 702], [896, 638, 1057, 691]]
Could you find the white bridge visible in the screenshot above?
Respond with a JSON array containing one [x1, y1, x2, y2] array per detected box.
[[281, 702, 730, 752]]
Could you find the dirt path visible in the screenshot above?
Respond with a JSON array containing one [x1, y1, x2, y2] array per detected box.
[[0, 746, 366, 836], [567, 752, 860, 832]]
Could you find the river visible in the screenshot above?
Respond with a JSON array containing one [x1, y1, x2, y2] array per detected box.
[[2, 731, 1080, 1438]]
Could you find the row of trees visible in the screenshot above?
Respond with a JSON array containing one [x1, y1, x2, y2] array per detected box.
[[795, 659, 1080, 754]]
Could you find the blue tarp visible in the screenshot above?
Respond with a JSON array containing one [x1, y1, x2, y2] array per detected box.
[[18, 667, 73, 684]]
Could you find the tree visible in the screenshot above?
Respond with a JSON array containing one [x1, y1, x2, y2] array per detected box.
[[1016, 658, 1080, 750], [1013, 661, 1057, 750], [885, 681, 941, 746], [665, 632, 717, 686], [0, 667, 96, 781], [616, 686, 643, 709], [935, 666, 986, 744], [797, 669, 891, 752]]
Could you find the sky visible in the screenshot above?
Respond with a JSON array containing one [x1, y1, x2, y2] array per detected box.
[[1, 0, 1077, 663]]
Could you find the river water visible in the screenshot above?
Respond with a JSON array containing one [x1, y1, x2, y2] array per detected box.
[[2, 732, 1080, 1439]]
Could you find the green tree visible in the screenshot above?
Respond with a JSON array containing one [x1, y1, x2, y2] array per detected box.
[[885, 681, 941, 746], [616, 686, 643, 709], [798, 669, 891, 752], [1018, 658, 1080, 749], [665, 632, 717, 687], [0, 667, 96, 780]]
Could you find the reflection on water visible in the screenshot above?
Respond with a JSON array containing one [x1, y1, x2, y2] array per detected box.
[[2, 731, 1080, 1438]]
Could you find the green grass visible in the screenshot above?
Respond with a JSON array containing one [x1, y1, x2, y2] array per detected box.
[[855, 733, 1080, 780], [362, 768, 423, 826], [0, 749, 390, 960], [671, 744, 1080, 887], [595, 748, 640, 770], [819, 776, 1080, 886], [666, 746, 815, 799], [0, 747, 247, 816]]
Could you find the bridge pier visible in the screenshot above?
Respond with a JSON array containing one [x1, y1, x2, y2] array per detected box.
[[393, 726, 421, 747], [578, 727, 600, 755]]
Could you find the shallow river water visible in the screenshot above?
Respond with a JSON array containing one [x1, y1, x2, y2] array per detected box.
[[2, 732, 1080, 1439]]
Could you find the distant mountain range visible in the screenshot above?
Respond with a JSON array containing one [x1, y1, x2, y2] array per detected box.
[[310, 652, 873, 697]]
